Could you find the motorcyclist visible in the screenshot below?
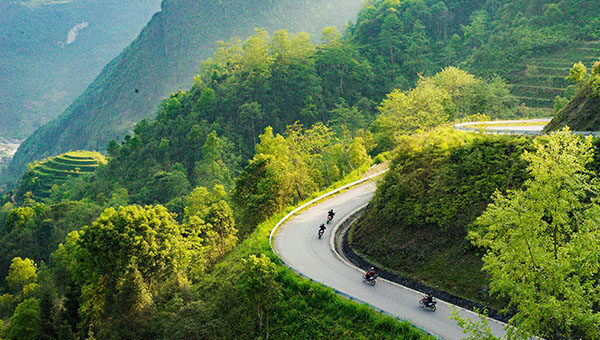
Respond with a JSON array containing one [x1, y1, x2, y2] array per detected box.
[[327, 209, 335, 223], [318, 224, 326, 237], [365, 267, 377, 280], [424, 293, 434, 306]]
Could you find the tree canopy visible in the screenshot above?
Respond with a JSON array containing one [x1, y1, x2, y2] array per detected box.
[[470, 129, 600, 339]]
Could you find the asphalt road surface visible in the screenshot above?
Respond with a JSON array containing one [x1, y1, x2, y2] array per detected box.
[[273, 180, 508, 339]]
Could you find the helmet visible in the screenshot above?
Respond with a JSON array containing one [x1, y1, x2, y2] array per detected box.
[[370, 267, 375, 271]]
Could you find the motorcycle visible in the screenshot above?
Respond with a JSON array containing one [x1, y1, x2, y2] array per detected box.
[[327, 214, 334, 224], [318, 227, 325, 239], [362, 274, 377, 286], [418, 297, 437, 311]]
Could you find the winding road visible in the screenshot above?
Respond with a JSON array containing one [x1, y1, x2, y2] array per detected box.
[[273, 179, 508, 339]]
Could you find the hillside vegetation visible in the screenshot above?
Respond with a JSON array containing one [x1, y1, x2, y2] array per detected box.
[[11, 0, 600, 184], [2, 0, 600, 338], [5, 0, 364, 185], [0, 12, 522, 338], [351, 128, 532, 308], [507, 41, 600, 110], [353, 128, 600, 338], [544, 59, 600, 131], [14, 151, 107, 202]]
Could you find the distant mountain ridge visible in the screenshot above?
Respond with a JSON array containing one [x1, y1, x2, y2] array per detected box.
[[0, 0, 162, 139], [6, 0, 363, 184]]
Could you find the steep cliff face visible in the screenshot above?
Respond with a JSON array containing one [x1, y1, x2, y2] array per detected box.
[[0, 0, 161, 139], [7, 0, 362, 184]]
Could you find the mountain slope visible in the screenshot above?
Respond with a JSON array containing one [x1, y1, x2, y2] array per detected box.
[[0, 0, 161, 139], [6, 0, 363, 184], [544, 76, 600, 132]]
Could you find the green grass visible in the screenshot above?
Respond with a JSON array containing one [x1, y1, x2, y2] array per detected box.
[[52, 157, 102, 167], [45, 159, 99, 172]]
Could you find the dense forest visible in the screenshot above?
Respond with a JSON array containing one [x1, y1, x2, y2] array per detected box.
[[9, 0, 600, 185], [1, 0, 600, 339]]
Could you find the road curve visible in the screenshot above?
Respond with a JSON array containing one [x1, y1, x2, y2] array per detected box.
[[273, 180, 508, 339]]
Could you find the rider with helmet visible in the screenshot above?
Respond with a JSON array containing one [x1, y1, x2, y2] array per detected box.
[[365, 267, 376, 280], [327, 209, 335, 223], [318, 223, 326, 238]]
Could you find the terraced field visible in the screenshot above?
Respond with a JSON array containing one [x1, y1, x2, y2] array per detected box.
[[508, 41, 600, 114], [16, 151, 107, 200]]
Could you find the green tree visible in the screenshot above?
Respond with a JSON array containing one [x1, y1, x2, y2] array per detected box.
[[470, 129, 600, 339], [321, 26, 341, 45], [269, 30, 293, 64], [232, 153, 284, 228], [193, 131, 233, 189], [242, 28, 271, 74], [238, 254, 281, 338], [184, 186, 237, 271], [566, 62, 587, 83], [373, 80, 450, 147], [5, 298, 40, 340], [239, 102, 264, 149], [6, 257, 37, 296], [347, 137, 371, 170], [36, 288, 56, 340], [67, 205, 193, 332], [462, 10, 489, 50]]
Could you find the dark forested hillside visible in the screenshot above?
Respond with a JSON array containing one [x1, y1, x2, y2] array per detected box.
[[10, 0, 600, 186], [0, 0, 161, 139], [5, 0, 364, 185]]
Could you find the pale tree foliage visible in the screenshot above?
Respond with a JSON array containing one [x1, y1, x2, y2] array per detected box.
[[198, 38, 243, 82], [375, 80, 450, 135], [321, 26, 342, 45], [468, 128, 600, 339], [6, 257, 38, 297], [238, 254, 281, 339], [268, 30, 292, 63], [233, 123, 371, 226], [215, 38, 243, 71], [184, 185, 237, 273], [242, 28, 271, 73], [566, 61, 587, 83], [451, 308, 505, 340], [428, 66, 476, 98], [450, 308, 527, 340], [290, 31, 315, 59]]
